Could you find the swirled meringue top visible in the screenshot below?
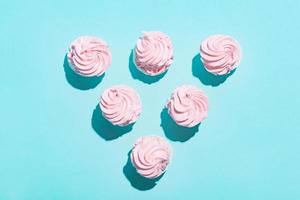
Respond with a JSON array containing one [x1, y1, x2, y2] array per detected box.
[[200, 34, 241, 75], [131, 135, 172, 179], [134, 31, 173, 76], [166, 85, 208, 127], [67, 36, 111, 77], [99, 85, 142, 126]]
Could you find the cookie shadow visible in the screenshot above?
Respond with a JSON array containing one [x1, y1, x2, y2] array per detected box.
[[160, 108, 199, 142], [63, 55, 104, 90], [123, 150, 164, 191], [192, 54, 235, 87], [91, 105, 133, 141], [128, 50, 167, 84]]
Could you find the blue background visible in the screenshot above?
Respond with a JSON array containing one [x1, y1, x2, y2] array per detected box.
[[1, 0, 300, 199]]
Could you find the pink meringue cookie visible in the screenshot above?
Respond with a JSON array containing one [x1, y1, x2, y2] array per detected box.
[[131, 135, 172, 179], [200, 34, 241, 75], [99, 85, 142, 126], [134, 31, 174, 76], [67, 36, 111, 77], [166, 85, 208, 127]]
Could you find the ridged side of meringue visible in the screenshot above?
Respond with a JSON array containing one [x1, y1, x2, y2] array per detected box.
[[67, 36, 111, 77], [200, 34, 241, 75], [100, 85, 142, 126], [166, 85, 208, 127], [131, 136, 172, 179], [134, 31, 173, 76]]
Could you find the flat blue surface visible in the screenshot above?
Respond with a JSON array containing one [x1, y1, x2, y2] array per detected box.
[[1, 0, 300, 199]]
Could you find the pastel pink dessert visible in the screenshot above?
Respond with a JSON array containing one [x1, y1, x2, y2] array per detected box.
[[134, 31, 173, 76], [131, 136, 172, 179], [166, 85, 208, 127], [67, 36, 111, 77], [200, 34, 241, 75], [99, 85, 142, 126]]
